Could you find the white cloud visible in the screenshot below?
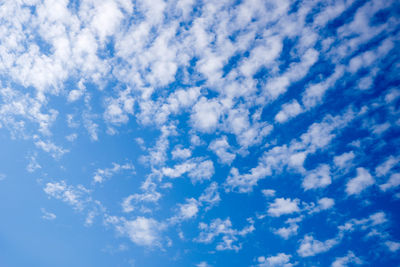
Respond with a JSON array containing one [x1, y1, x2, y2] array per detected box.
[[268, 198, 300, 217], [91, 1, 123, 42], [385, 241, 400, 252], [262, 189, 276, 198], [275, 100, 303, 123], [195, 218, 254, 252], [103, 87, 135, 125], [34, 136, 69, 158], [0, 173, 5, 181], [226, 108, 272, 149], [67, 79, 86, 103], [170, 198, 199, 223], [209, 136, 236, 165], [346, 167, 375, 195], [122, 217, 165, 247], [196, 262, 212, 267], [334, 151, 355, 169], [43, 180, 90, 211], [263, 48, 318, 100], [317, 198, 335, 211], [240, 35, 282, 79], [67, 89, 84, 102], [121, 189, 161, 213], [257, 253, 294, 267], [338, 212, 387, 234], [83, 114, 99, 141], [26, 154, 42, 173], [274, 223, 299, 240], [371, 122, 391, 136], [225, 110, 355, 192], [187, 159, 215, 183], [41, 208, 56, 220], [190, 134, 203, 146], [162, 161, 197, 178], [171, 147, 192, 160], [93, 162, 134, 184], [191, 97, 222, 133], [302, 164, 331, 190], [380, 173, 400, 191], [199, 182, 220, 209], [66, 133, 78, 142], [162, 158, 214, 183], [331, 251, 362, 267], [375, 156, 399, 177], [302, 66, 344, 109], [179, 198, 199, 219], [1, 0, 398, 263], [297, 234, 340, 257]]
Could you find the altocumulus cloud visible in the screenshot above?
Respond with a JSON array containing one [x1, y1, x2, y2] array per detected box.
[[0, 0, 399, 266]]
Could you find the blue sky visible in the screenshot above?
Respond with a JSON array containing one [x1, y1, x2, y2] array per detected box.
[[0, 0, 400, 266]]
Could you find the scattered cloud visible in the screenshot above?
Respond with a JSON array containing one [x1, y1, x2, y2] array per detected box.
[[41, 208, 56, 220], [297, 234, 340, 257], [93, 162, 135, 184], [195, 218, 254, 252], [268, 198, 300, 217], [275, 100, 303, 123], [0, 0, 398, 265], [346, 168, 375, 196], [302, 164, 331, 190], [257, 253, 294, 267], [385, 241, 400, 252], [331, 251, 362, 267], [122, 217, 166, 247]]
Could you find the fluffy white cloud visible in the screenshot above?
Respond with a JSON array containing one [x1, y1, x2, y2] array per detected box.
[[380, 173, 400, 191], [44, 181, 89, 211], [171, 147, 192, 160], [257, 253, 294, 267], [275, 100, 303, 123], [334, 151, 355, 169], [170, 198, 199, 223], [123, 217, 165, 247], [346, 167, 375, 195], [209, 136, 236, 165], [385, 241, 400, 252], [297, 234, 340, 257], [338, 212, 387, 234], [199, 182, 221, 209], [274, 223, 299, 240], [162, 161, 197, 178], [262, 189, 276, 198], [187, 159, 215, 183], [121, 189, 161, 213], [317, 198, 335, 211], [302, 164, 331, 190], [191, 97, 222, 133], [302, 66, 344, 109], [375, 156, 399, 177], [268, 198, 300, 217], [196, 218, 254, 252], [225, 110, 355, 192], [162, 158, 214, 183], [331, 251, 362, 267], [1, 0, 398, 265]]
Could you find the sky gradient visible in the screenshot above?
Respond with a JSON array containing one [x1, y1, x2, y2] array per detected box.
[[0, 0, 400, 266]]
